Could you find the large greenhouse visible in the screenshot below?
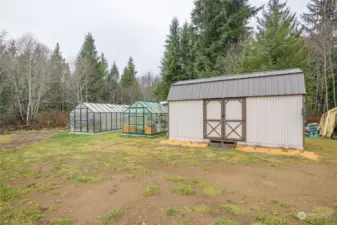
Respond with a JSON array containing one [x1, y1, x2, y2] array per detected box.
[[70, 103, 128, 134], [123, 101, 168, 136]]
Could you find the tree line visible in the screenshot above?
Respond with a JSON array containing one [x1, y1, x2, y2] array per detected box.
[[155, 0, 337, 116], [0, 32, 158, 127], [0, 0, 336, 127]]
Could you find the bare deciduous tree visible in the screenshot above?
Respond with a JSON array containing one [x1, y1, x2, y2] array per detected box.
[[7, 34, 51, 125], [139, 72, 156, 101], [69, 57, 93, 103]]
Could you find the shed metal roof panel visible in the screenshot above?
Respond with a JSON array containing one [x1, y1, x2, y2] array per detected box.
[[168, 69, 305, 101]]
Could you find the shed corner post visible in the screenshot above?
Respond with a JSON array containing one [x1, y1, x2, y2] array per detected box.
[[203, 100, 207, 139], [221, 99, 224, 140], [302, 95, 305, 150], [167, 101, 169, 138], [242, 98, 247, 142]]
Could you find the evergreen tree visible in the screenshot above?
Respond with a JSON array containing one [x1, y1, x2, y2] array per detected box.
[[120, 57, 137, 87], [99, 53, 109, 79], [75, 32, 103, 102], [179, 22, 197, 81], [192, 0, 258, 75], [302, 0, 337, 112], [157, 18, 182, 99], [110, 61, 120, 81], [120, 57, 139, 104], [49, 43, 67, 111], [238, 0, 308, 73], [105, 61, 120, 103]]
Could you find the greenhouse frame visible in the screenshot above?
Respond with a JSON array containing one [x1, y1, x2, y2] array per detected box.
[[70, 103, 128, 134], [123, 101, 168, 136]]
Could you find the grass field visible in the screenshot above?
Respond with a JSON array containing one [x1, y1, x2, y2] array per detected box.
[[0, 131, 337, 225]]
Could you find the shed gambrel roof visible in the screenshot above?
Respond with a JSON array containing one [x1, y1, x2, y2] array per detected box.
[[167, 69, 306, 101]]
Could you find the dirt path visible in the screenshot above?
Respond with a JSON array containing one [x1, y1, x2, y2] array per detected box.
[[0, 131, 60, 149]]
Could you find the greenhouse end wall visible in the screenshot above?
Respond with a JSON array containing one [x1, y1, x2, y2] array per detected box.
[[123, 101, 168, 136]]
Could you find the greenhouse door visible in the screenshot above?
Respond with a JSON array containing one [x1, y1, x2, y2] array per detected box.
[[136, 109, 145, 134], [128, 108, 145, 134], [204, 99, 246, 141]]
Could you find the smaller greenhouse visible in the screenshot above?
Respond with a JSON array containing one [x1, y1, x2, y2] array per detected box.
[[70, 103, 128, 134], [123, 101, 168, 136]]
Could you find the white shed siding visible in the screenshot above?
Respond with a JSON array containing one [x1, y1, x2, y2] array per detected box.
[[169, 100, 207, 142], [240, 95, 304, 150]]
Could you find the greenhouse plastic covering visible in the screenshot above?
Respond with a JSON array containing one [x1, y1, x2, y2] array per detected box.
[[123, 101, 168, 136], [78, 103, 128, 113], [70, 103, 128, 134]]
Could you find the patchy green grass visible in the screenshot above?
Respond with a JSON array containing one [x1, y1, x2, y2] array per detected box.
[[201, 184, 222, 197], [1, 131, 336, 223], [175, 218, 191, 225], [164, 174, 222, 197], [211, 218, 240, 225], [144, 169, 156, 175], [0, 176, 21, 201], [265, 199, 290, 209], [166, 207, 182, 216], [0, 201, 43, 224], [302, 206, 336, 225], [164, 175, 202, 185], [313, 206, 335, 216], [0, 134, 13, 143], [279, 202, 290, 208], [221, 204, 246, 216], [305, 138, 337, 164], [255, 215, 286, 225], [223, 188, 237, 194], [266, 199, 280, 205], [57, 218, 73, 225], [249, 205, 261, 212], [36, 181, 58, 192], [125, 173, 136, 179], [186, 205, 211, 215], [100, 208, 121, 224], [259, 173, 267, 178], [75, 175, 102, 183], [142, 184, 159, 196], [171, 185, 196, 195]]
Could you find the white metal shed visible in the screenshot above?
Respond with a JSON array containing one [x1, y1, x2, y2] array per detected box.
[[167, 69, 306, 150], [69, 103, 128, 134]]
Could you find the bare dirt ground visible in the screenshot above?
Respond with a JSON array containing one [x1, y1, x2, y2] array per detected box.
[[25, 164, 336, 225], [0, 130, 59, 149], [1, 131, 337, 225]]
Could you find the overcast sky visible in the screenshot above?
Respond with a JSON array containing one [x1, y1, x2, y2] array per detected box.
[[1, 0, 310, 75]]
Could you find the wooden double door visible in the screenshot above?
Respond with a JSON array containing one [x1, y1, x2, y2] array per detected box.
[[204, 98, 246, 141]]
